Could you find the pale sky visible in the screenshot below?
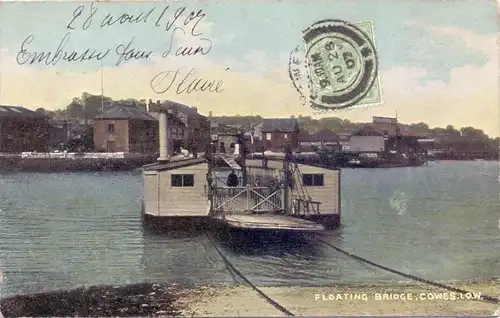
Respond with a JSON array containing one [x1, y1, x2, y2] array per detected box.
[[0, 0, 498, 137]]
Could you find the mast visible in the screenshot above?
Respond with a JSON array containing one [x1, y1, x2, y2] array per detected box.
[[283, 143, 292, 214], [206, 141, 214, 215]]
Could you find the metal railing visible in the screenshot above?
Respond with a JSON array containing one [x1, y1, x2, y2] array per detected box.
[[212, 186, 284, 215], [291, 196, 321, 215]]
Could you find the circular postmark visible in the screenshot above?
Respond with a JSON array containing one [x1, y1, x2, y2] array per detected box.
[[289, 19, 378, 111]]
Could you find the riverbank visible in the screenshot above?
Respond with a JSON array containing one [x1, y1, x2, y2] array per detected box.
[[1, 279, 498, 317]]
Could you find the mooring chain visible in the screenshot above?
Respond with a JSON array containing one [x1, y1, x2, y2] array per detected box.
[[317, 238, 499, 305], [205, 232, 295, 316]]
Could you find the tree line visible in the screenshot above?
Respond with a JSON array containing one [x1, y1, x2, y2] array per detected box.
[[35, 93, 498, 156]]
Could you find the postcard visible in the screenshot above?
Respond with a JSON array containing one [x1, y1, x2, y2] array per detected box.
[[0, 0, 498, 317]]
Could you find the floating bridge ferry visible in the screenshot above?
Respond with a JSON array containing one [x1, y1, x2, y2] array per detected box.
[[141, 110, 341, 233]]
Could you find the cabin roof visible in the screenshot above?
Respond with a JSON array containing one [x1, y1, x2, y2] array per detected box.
[[143, 157, 207, 172], [246, 155, 340, 171]]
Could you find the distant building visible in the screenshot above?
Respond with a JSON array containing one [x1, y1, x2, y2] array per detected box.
[[299, 129, 340, 151], [244, 122, 263, 141], [148, 99, 210, 154], [210, 122, 242, 153], [258, 118, 300, 151], [349, 116, 421, 153], [48, 119, 91, 149], [93, 104, 186, 154], [337, 133, 351, 151], [0, 105, 51, 153]]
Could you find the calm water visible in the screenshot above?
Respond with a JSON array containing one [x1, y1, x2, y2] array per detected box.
[[0, 161, 499, 297]]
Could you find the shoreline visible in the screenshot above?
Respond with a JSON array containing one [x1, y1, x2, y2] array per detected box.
[[1, 279, 498, 317]]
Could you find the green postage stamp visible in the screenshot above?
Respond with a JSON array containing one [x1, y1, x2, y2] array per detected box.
[[289, 19, 382, 112]]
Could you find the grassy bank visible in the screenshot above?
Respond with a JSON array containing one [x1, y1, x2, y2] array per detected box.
[[1, 279, 498, 317]]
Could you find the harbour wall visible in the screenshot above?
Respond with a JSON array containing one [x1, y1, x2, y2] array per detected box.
[[0, 153, 157, 172]]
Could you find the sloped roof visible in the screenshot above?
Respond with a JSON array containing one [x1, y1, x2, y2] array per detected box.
[[147, 112, 187, 127], [298, 130, 314, 142], [94, 104, 156, 121], [160, 100, 206, 118], [212, 122, 241, 135], [314, 129, 339, 141], [261, 118, 299, 133], [299, 129, 339, 142], [0, 105, 49, 119]]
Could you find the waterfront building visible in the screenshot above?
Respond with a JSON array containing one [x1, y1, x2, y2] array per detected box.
[[0, 105, 51, 153], [349, 116, 422, 154], [253, 118, 300, 152], [93, 104, 186, 154]]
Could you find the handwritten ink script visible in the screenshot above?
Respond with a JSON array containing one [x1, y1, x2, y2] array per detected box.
[[15, 3, 224, 94]]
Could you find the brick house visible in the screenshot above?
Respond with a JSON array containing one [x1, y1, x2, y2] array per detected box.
[[258, 118, 300, 151], [93, 104, 186, 154], [0, 105, 51, 153]]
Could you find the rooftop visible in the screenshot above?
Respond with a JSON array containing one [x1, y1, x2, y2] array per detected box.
[[147, 112, 187, 127], [212, 122, 242, 135], [0, 105, 49, 119], [261, 118, 299, 133], [94, 104, 157, 121], [299, 129, 339, 142], [352, 123, 417, 137], [160, 100, 206, 118]]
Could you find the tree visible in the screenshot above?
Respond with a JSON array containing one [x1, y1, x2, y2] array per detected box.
[[408, 122, 429, 135], [35, 107, 46, 114], [80, 125, 94, 151], [66, 97, 84, 118], [460, 127, 488, 141], [81, 92, 113, 118]]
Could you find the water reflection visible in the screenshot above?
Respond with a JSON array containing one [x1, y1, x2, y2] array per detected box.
[[1, 162, 499, 296], [213, 229, 324, 257]]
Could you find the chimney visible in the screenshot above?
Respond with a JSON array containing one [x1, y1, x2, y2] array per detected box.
[[148, 99, 153, 112], [157, 100, 162, 113], [209, 111, 212, 118], [157, 108, 170, 162]]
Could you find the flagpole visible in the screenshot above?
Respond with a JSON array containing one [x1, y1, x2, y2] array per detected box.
[[100, 59, 104, 113]]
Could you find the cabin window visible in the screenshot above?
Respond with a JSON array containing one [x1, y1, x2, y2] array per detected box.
[[171, 174, 195, 187], [302, 173, 324, 186], [107, 124, 115, 133], [266, 133, 272, 140]]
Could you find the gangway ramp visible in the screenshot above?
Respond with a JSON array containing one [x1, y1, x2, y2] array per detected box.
[[212, 214, 325, 232], [220, 155, 241, 170]]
